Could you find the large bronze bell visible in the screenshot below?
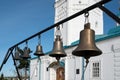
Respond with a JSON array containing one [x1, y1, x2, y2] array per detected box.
[[34, 44, 44, 56], [22, 47, 32, 59], [49, 35, 66, 59], [72, 23, 102, 59]]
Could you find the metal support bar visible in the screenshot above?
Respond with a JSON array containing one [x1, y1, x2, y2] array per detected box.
[[0, 49, 11, 71], [3, 48, 12, 64], [10, 0, 111, 49], [98, 4, 120, 24], [11, 50, 22, 80]]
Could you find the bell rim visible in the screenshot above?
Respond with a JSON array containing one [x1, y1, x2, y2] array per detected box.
[[21, 55, 31, 59], [34, 53, 44, 56], [14, 57, 22, 60], [22, 57, 31, 59], [72, 50, 102, 57], [49, 54, 66, 57]]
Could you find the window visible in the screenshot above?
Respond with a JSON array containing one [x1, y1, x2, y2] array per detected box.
[[92, 62, 100, 78], [76, 69, 80, 74], [34, 67, 38, 77]]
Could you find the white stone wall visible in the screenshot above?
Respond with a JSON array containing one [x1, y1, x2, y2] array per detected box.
[[30, 36, 120, 80], [30, 2, 120, 80], [54, 0, 103, 46], [30, 58, 40, 80], [86, 36, 120, 80]]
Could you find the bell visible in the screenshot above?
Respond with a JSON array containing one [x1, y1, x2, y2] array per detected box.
[[21, 47, 32, 59], [14, 47, 22, 60], [34, 44, 44, 56], [49, 35, 66, 58], [14, 50, 21, 60], [72, 23, 102, 59]]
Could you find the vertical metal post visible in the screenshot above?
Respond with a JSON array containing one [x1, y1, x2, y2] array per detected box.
[[0, 49, 11, 71], [11, 49, 22, 80]]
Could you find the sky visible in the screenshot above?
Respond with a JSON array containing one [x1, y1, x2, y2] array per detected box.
[[0, 0, 119, 76], [0, 0, 55, 76]]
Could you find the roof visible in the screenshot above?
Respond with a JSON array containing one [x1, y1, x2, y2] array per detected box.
[[48, 61, 65, 68], [71, 26, 120, 46]]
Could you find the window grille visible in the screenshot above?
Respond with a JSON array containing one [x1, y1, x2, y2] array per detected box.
[[92, 62, 100, 78]]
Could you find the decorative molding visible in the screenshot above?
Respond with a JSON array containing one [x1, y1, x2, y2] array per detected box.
[[54, 0, 67, 8], [65, 55, 75, 60], [111, 43, 120, 53]]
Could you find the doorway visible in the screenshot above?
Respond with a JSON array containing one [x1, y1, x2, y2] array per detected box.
[[56, 67, 65, 80]]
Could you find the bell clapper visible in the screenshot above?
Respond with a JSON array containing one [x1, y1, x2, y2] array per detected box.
[[56, 57, 60, 62], [81, 57, 90, 80], [84, 57, 89, 68]]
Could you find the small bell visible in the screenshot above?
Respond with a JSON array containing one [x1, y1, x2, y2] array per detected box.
[[72, 23, 102, 59], [34, 44, 44, 56], [14, 47, 21, 60], [14, 52, 21, 60], [21, 47, 32, 59], [49, 35, 66, 60]]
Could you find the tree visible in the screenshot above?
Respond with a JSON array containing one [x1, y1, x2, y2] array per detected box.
[[0, 73, 8, 80], [0, 73, 4, 80], [16, 47, 30, 80]]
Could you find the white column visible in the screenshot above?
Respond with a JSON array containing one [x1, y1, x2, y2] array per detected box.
[[65, 55, 76, 80]]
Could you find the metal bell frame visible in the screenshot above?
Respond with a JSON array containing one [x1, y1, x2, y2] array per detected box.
[[1, 1, 120, 80]]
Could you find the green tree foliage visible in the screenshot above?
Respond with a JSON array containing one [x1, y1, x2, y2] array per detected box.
[[17, 47, 30, 70], [16, 47, 30, 80], [0, 73, 8, 80]]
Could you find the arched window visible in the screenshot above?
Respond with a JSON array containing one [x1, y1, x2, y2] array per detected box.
[[56, 67, 65, 80], [48, 61, 65, 80]]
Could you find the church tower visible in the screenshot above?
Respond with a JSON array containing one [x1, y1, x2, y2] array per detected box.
[[54, 0, 103, 46]]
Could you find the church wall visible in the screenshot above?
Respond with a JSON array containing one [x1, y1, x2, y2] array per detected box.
[[54, 0, 103, 46], [85, 36, 120, 80], [30, 36, 120, 80], [30, 58, 40, 80], [30, 0, 120, 80]]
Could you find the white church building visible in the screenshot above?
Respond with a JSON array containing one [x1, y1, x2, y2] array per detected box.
[[30, 0, 120, 80]]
